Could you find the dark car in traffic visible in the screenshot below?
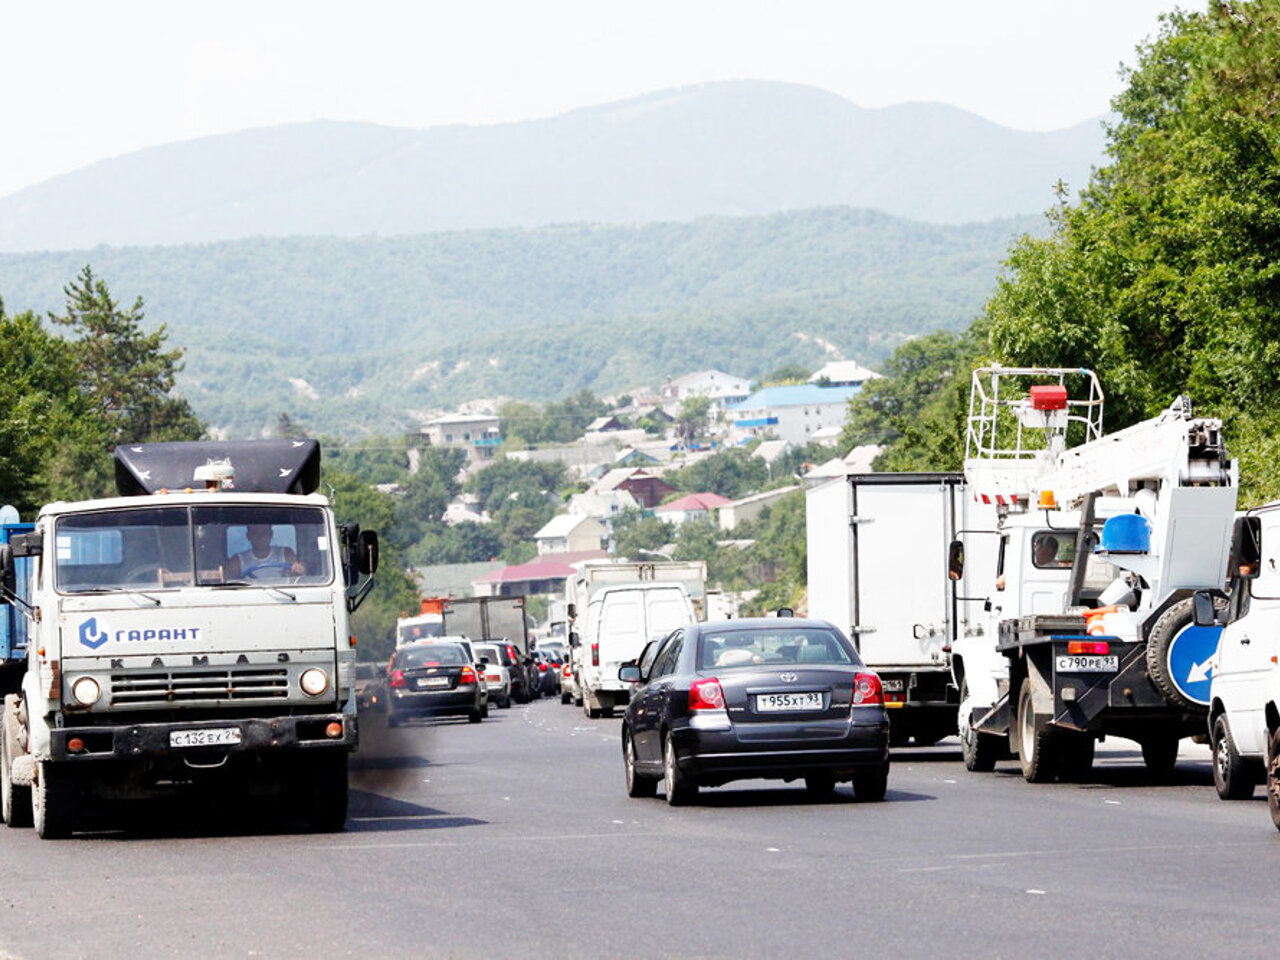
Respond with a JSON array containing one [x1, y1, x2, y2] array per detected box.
[[387, 642, 485, 725], [619, 618, 890, 805]]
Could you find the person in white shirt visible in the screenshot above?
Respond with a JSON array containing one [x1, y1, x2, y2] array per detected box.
[[229, 523, 306, 579]]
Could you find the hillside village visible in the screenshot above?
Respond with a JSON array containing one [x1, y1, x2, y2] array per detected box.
[[407, 359, 885, 614]]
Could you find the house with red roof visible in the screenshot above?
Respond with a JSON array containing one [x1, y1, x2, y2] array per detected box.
[[471, 549, 608, 598], [654, 492, 733, 526]]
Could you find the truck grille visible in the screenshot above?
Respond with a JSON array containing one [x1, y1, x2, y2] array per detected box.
[[110, 667, 290, 706]]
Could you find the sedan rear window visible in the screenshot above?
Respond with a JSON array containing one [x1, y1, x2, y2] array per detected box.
[[399, 644, 467, 667], [698, 627, 857, 670]]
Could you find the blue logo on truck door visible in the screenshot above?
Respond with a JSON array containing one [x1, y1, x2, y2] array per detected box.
[[77, 619, 202, 649]]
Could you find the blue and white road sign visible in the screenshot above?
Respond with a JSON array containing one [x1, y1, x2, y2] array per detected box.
[[1165, 623, 1221, 706]]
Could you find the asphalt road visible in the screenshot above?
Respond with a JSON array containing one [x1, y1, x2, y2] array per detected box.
[[1, 698, 1279, 959]]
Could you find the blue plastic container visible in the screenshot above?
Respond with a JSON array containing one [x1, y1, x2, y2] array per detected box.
[[1099, 513, 1151, 554]]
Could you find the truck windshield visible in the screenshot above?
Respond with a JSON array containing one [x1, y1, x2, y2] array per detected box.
[[55, 504, 333, 593]]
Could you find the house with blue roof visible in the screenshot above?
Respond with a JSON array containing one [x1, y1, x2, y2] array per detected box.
[[726, 384, 862, 446]]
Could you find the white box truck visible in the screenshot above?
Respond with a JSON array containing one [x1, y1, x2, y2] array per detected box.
[[805, 472, 997, 746], [567, 560, 705, 719]]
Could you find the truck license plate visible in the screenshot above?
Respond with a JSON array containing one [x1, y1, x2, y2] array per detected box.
[[170, 727, 242, 748], [755, 692, 824, 712], [1056, 655, 1119, 673]]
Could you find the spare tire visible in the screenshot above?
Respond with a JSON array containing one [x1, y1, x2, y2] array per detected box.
[[1145, 596, 1225, 713]]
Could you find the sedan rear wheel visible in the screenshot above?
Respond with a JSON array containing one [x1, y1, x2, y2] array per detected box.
[[624, 730, 657, 798], [663, 734, 696, 806], [851, 764, 888, 802]]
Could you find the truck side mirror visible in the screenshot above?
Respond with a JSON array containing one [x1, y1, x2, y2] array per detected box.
[[569, 631, 580, 648], [566, 603, 576, 619], [358, 530, 379, 575], [948, 540, 964, 580], [1192, 591, 1221, 627], [9, 532, 41, 557]]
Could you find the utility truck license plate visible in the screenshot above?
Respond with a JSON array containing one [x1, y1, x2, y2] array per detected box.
[[755, 692, 824, 712], [1056, 655, 1119, 673], [170, 727, 242, 748]]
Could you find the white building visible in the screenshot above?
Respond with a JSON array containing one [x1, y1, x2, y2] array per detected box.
[[421, 413, 502, 462], [726, 385, 862, 446], [660, 370, 752, 408], [533, 514, 607, 555], [808, 360, 881, 387]]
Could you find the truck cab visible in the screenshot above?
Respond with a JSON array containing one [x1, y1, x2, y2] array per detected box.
[[1202, 511, 1280, 827], [0, 440, 378, 837]]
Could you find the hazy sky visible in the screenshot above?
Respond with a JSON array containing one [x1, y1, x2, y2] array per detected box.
[[1, 0, 1182, 199]]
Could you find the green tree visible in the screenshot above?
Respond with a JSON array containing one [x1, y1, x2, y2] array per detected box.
[[612, 509, 674, 559], [670, 448, 767, 499], [0, 305, 106, 512], [675, 396, 711, 448], [50, 266, 203, 447]]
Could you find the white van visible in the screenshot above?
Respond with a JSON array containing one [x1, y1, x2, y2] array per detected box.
[[575, 583, 696, 718]]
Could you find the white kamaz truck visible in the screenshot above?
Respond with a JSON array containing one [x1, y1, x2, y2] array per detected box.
[[0, 440, 378, 837]]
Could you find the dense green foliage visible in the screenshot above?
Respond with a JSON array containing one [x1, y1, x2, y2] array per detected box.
[[500, 391, 609, 447], [0, 207, 1038, 439], [848, 2, 1280, 506], [0, 274, 202, 511]]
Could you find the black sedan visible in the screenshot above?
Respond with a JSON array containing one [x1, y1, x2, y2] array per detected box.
[[386, 642, 485, 725], [619, 618, 890, 805]]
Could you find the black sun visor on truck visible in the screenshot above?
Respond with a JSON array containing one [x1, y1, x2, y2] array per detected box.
[[114, 440, 322, 496]]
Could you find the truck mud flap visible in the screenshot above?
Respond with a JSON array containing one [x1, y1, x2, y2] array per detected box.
[[973, 694, 1010, 735]]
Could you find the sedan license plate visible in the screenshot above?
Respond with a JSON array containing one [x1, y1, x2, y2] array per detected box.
[[170, 727, 241, 748], [417, 676, 450, 689], [755, 691, 824, 712], [1056, 655, 1119, 673]]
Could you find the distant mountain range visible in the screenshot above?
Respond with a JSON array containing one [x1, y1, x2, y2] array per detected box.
[[0, 81, 1104, 252], [0, 207, 1041, 439]]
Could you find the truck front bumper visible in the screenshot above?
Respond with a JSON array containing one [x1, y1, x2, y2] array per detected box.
[[50, 713, 357, 762]]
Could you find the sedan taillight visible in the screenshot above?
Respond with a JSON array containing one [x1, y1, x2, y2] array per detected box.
[[389, 669, 406, 688], [852, 672, 883, 706], [459, 666, 476, 685], [689, 677, 725, 711], [563, 664, 572, 678]]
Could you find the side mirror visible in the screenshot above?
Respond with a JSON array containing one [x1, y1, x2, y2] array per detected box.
[[358, 530, 379, 575], [776, 607, 794, 618], [618, 664, 642, 683], [1192, 591, 1221, 627], [948, 540, 964, 580], [10, 532, 41, 557], [567, 603, 576, 619], [569, 631, 580, 648], [479, 656, 490, 665]]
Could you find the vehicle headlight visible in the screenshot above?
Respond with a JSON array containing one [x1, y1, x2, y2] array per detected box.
[[300, 668, 329, 697], [71, 676, 101, 707]]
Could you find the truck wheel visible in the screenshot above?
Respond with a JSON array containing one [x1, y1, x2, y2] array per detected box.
[[560, 691, 571, 705], [1, 706, 31, 828], [959, 680, 998, 773], [302, 753, 349, 833], [1017, 677, 1059, 783], [583, 694, 601, 720], [851, 764, 888, 802], [32, 761, 75, 840], [1267, 729, 1280, 833], [1057, 732, 1096, 782], [1212, 714, 1256, 799], [1141, 734, 1181, 781], [1146, 597, 1223, 713], [663, 734, 697, 806], [623, 730, 657, 798]]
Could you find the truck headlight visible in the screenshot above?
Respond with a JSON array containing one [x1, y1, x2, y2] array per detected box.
[[300, 668, 329, 697], [71, 676, 101, 706]]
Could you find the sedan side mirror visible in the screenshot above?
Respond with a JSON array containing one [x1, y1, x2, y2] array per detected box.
[[618, 664, 642, 683]]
